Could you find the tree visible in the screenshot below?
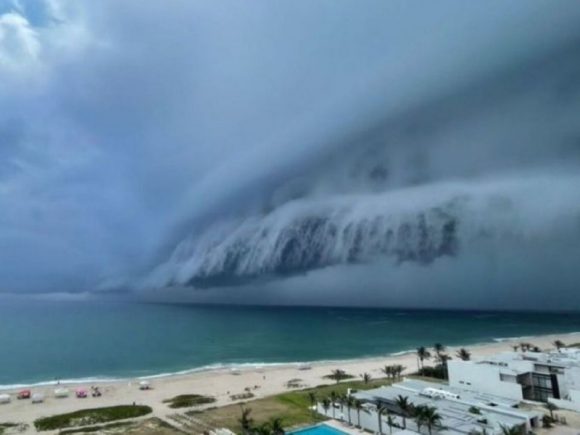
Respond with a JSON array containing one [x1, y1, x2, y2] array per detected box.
[[394, 364, 406, 380], [417, 346, 431, 370], [456, 348, 471, 361], [345, 395, 354, 425], [437, 353, 452, 379], [376, 403, 387, 434], [308, 392, 317, 416], [414, 405, 427, 434], [322, 398, 331, 416], [434, 343, 446, 356], [238, 406, 254, 435], [354, 399, 363, 427], [362, 372, 372, 384], [253, 423, 272, 435], [553, 340, 565, 352], [419, 405, 442, 435], [330, 369, 348, 384], [382, 365, 393, 380], [330, 391, 338, 418], [395, 395, 412, 429], [269, 417, 285, 435], [386, 413, 396, 434], [545, 402, 558, 420]]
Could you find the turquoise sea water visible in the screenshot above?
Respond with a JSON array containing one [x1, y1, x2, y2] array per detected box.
[[1, 301, 580, 387]]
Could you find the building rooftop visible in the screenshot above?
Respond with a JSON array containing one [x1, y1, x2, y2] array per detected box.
[[353, 379, 542, 434]]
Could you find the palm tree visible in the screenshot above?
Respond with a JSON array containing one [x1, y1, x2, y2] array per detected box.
[[395, 395, 412, 429], [331, 369, 347, 384], [376, 403, 387, 434], [434, 343, 446, 356], [322, 398, 331, 417], [238, 406, 254, 435], [456, 348, 471, 361], [269, 417, 285, 435], [417, 346, 431, 370], [391, 364, 406, 380], [437, 353, 452, 379], [414, 405, 426, 434], [553, 340, 565, 352], [420, 405, 442, 435], [338, 394, 346, 417], [362, 372, 372, 384], [346, 395, 354, 425], [354, 399, 363, 427], [545, 402, 558, 419], [386, 413, 396, 434], [381, 365, 391, 379], [330, 391, 338, 418], [307, 392, 317, 416]]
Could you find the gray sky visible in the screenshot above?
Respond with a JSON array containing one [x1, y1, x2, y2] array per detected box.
[[1, 0, 580, 309]]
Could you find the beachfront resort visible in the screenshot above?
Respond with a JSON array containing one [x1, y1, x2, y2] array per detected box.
[[1, 335, 580, 434]]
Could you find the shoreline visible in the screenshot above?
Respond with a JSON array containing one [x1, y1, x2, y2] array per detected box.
[[2, 330, 580, 391], [3, 331, 580, 433]]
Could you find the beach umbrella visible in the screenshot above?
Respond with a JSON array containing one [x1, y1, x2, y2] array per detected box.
[[31, 393, 44, 403], [139, 380, 151, 390], [54, 388, 70, 398], [75, 388, 88, 398], [17, 390, 31, 399], [0, 393, 10, 404]]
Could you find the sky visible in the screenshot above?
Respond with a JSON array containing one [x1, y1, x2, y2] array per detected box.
[[1, 0, 580, 309]]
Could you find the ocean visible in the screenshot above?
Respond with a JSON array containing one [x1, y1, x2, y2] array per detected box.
[[1, 301, 579, 388]]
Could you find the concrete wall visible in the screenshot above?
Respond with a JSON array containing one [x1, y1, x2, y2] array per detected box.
[[548, 397, 580, 413], [448, 361, 523, 401]]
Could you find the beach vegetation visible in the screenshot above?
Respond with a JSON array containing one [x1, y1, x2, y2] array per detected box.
[[414, 405, 443, 435], [58, 421, 133, 434], [375, 402, 387, 434], [324, 369, 354, 383], [456, 348, 471, 361], [33, 405, 152, 431], [188, 376, 390, 433], [468, 406, 481, 415], [0, 423, 24, 435], [553, 340, 565, 351], [416, 346, 431, 370], [238, 405, 254, 434], [163, 393, 216, 408], [394, 395, 412, 429]]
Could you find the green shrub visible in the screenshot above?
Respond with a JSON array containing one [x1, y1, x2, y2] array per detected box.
[[33, 405, 152, 431], [163, 394, 216, 409]]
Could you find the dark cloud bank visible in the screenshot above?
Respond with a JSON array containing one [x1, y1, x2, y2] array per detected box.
[[1, 1, 580, 309]]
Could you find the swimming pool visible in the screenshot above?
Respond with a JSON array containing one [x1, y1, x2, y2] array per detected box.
[[288, 424, 349, 435]]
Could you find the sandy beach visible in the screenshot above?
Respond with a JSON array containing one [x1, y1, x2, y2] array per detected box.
[[2, 332, 579, 433]]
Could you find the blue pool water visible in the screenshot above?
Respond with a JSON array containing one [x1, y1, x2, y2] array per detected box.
[[288, 424, 349, 435]]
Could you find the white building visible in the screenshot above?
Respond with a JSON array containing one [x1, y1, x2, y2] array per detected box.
[[448, 348, 580, 412], [342, 379, 541, 434]]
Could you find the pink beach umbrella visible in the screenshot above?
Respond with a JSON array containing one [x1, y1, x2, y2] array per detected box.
[[75, 388, 88, 398]]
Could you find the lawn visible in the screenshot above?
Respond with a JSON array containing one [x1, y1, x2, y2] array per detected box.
[[189, 377, 391, 433], [33, 405, 152, 431]]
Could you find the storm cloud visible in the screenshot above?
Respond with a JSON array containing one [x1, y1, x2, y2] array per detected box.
[[1, 0, 580, 309]]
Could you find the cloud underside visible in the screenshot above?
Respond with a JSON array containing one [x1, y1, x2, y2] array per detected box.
[[1, 1, 580, 308]]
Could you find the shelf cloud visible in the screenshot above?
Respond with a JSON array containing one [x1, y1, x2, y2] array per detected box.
[[1, 0, 580, 309]]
